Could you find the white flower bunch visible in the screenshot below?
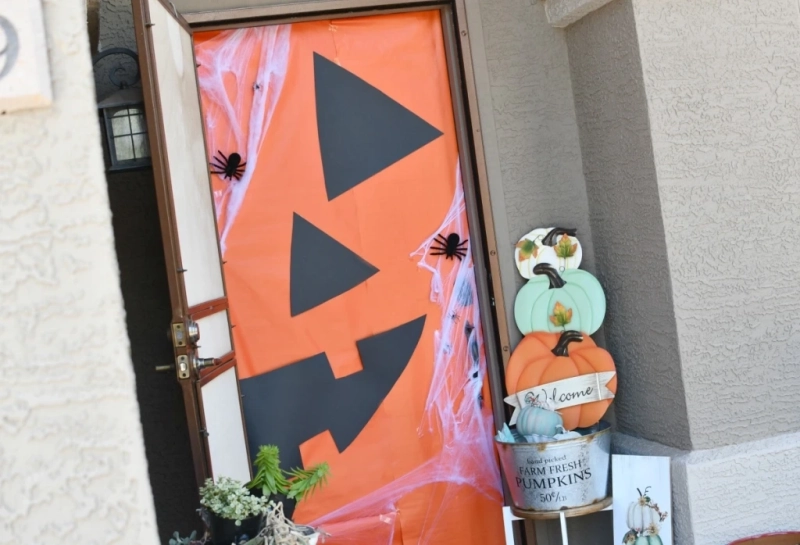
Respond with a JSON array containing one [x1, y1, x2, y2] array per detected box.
[[199, 476, 270, 526]]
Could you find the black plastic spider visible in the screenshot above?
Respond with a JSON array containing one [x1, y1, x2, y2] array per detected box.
[[431, 232, 468, 261], [210, 150, 246, 181]]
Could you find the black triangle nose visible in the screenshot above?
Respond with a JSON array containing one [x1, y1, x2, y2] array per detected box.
[[290, 213, 379, 316]]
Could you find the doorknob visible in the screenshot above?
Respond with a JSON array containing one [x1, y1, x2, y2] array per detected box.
[[193, 356, 217, 372], [154, 355, 215, 377]]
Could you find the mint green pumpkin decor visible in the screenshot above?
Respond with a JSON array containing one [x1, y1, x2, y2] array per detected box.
[[514, 264, 606, 336], [515, 405, 563, 437], [633, 536, 663, 545]]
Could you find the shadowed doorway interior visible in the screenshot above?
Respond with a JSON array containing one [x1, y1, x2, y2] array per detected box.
[[105, 166, 200, 541]]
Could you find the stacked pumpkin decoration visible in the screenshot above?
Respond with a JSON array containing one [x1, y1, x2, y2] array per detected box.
[[622, 487, 669, 544], [514, 227, 583, 277], [505, 330, 616, 430], [506, 227, 615, 434]]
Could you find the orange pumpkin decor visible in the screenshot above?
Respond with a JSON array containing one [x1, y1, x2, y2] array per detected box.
[[194, 11, 504, 545], [505, 331, 617, 430]]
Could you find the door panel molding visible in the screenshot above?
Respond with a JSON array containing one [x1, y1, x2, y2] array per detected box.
[[132, 0, 249, 487]]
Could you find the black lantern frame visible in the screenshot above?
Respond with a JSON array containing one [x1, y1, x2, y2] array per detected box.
[[93, 48, 152, 171]]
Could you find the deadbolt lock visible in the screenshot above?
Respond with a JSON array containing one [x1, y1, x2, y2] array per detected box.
[[171, 323, 186, 347], [186, 319, 200, 345], [171, 319, 200, 348]]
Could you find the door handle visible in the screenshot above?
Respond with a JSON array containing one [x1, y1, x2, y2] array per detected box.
[[154, 355, 216, 377], [193, 356, 218, 373]]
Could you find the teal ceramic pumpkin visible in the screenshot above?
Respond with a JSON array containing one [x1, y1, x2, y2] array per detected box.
[[634, 536, 663, 545], [516, 405, 563, 437], [514, 264, 606, 336]]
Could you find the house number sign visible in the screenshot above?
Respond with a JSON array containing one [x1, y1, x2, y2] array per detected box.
[[0, 0, 53, 113]]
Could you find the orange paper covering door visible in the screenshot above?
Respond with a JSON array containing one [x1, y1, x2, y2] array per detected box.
[[195, 11, 504, 544]]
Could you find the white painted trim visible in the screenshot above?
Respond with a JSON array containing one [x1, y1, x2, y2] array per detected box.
[[543, 0, 617, 28]]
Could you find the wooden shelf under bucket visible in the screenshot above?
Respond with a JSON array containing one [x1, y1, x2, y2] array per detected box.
[[510, 495, 612, 521]]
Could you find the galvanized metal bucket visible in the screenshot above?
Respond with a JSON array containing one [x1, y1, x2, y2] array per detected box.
[[495, 421, 611, 512]]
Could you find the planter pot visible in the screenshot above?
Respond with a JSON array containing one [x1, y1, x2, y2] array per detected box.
[[291, 523, 320, 545], [205, 512, 262, 545], [495, 420, 611, 512]]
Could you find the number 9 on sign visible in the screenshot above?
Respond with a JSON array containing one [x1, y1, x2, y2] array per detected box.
[[0, 16, 19, 81]]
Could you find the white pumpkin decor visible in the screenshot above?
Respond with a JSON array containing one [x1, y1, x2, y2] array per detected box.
[[624, 487, 669, 544], [514, 227, 583, 278]]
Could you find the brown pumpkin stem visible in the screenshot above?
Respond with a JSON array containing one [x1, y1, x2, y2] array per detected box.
[[533, 263, 566, 289], [541, 227, 577, 247], [552, 331, 584, 356]]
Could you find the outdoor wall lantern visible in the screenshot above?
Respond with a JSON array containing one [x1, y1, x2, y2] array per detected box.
[[93, 48, 151, 171]]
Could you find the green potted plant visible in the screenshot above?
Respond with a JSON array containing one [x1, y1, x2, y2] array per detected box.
[[199, 476, 271, 544], [246, 445, 330, 545], [194, 445, 330, 545]]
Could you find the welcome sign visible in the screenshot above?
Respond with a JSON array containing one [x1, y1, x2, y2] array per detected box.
[[504, 372, 616, 425]]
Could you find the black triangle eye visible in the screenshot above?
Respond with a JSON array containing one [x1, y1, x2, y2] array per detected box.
[[314, 53, 443, 201]]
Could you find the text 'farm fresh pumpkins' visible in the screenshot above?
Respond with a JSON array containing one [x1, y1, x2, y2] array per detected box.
[[505, 331, 617, 430], [514, 263, 606, 336]]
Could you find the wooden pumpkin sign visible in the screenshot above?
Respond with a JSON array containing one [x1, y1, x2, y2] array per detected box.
[[514, 263, 606, 336], [514, 227, 582, 278], [505, 331, 616, 430]]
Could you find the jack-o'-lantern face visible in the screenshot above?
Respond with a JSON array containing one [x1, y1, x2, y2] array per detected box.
[[195, 11, 504, 543]]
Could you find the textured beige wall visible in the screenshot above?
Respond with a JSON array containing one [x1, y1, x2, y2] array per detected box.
[[544, 0, 616, 28], [174, 0, 317, 13], [0, 0, 158, 542], [566, 0, 691, 450], [467, 0, 597, 350], [94, 0, 139, 100], [631, 0, 800, 449]]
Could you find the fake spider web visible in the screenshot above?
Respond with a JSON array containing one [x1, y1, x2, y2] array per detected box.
[[195, 28, 503, 544], [196, 24, 291, 256], [303, 161, 502, 543]]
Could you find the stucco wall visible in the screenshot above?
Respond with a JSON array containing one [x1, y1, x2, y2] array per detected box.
[[566, 0, 691, 450], [0, 0, 158, 542], [94, 0, 139, 100], [466, 0, 597, 351], [631, 0, 800, 450]]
